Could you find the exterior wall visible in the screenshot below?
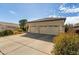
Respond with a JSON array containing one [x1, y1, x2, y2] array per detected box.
[[74, 23, 79, 31], [74, 27, 79, 32], [0, 24, 18, 31], [27, 20, 65, 35], [74, 27, 79, 30]]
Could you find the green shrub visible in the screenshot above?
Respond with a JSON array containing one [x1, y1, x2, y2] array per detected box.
[[52, 33, 79, 55], [0, 29, 23, 37], [0, 31, 5, 36], [3, 30, 13, 36], [17, 29, 23, 32], [0, 30, 13, 37], [13, 28, 23, 34]]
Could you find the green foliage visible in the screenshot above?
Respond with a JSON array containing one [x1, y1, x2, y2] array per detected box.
[[65, 24, 69, 32], [3, 30, 13, 36], [65, 24, 74, 32], [19, 19, 27, 32], [0, 31, 5, 36], [17, 29, 23, 32], [13, 28, 23, 34], [52, 33, 79, 55], [0, 30, 13, 37]]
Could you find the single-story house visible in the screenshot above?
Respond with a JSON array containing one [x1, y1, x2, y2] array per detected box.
[[74, 23, 79, 33], [27, 17, 66, 35], [0, 22, 18, 31]]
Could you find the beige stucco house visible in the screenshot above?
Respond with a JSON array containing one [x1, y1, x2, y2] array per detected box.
[[27, 17, 66, 35]]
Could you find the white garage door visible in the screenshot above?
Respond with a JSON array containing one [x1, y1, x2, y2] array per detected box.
[[30, 27, 38, 33], [39, 25, 60, 35]]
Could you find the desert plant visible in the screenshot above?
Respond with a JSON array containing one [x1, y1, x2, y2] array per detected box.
[[13, 28, 23, 34], [0, 30, 14, 37], [0, 31, 5, 36], [65, 24, 74, 32], [65, 24, 69, 32], [52, 32, 79, 55], [3, 30, 14, 36]]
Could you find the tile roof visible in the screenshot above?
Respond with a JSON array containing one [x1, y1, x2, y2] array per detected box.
[[28, 17, 66, 23]]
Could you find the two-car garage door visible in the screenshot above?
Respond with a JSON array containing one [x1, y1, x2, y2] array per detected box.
[[29, 25, 63, 35]]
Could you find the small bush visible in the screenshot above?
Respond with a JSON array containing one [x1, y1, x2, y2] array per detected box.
[[0, 29, 23, 37], [17, 29, 23, 32], [0, 31, 5, 36], [52, 33, 79, 55], [3, 30, 13, 36], [13, 28, 23, 34], [0, 30, 13, 37]]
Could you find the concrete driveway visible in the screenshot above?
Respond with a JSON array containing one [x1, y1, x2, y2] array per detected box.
[[0, 33, 54, 55]]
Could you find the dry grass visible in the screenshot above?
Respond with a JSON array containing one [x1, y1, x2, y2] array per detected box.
[[52, 32, 79, 55]]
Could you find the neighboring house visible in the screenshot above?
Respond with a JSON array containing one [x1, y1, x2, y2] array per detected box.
[[0, 22, 18, 31], [27, 17, 66, 35], [74, 23, 79, 33]]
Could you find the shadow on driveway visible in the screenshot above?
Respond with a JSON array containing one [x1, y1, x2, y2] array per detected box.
[[21, 32, 55, 42]]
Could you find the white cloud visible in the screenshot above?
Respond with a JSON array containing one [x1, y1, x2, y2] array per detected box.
[[65, 16, 79, 24], [59, 4, 67, 11], [9, 10, 16, 15], [59, 4, 79, 13]]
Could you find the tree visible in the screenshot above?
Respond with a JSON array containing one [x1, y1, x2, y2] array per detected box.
[[19, 19, 27, 32], [65, 24, 74, 32]]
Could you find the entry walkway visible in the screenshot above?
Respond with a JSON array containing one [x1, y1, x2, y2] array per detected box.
[[0, 33, 54, 55]]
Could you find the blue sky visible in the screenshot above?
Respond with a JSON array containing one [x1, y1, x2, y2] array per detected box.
[[0, 3, 79, 24]]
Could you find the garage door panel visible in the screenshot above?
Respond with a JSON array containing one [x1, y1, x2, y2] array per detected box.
[[39, 26, 59, 35], [46, 27, 59, 35], [30, 27, 38, 33]]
